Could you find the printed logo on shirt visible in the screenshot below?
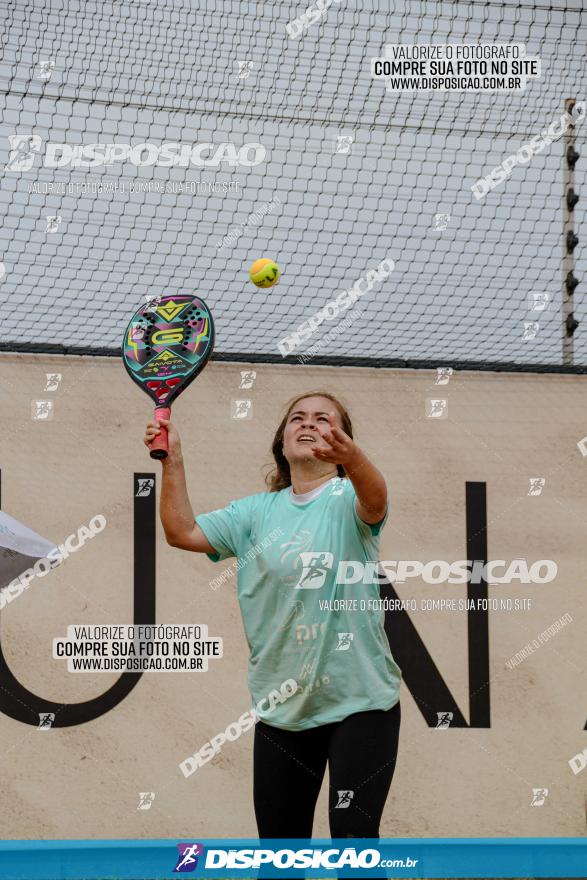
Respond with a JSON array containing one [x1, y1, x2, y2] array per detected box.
[[278, 599, 306, 631], [294, 551, 334, 589], [295, 621, 326, 643]]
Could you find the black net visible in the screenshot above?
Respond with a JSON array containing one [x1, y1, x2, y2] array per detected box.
[[0, 0, 586, 371]]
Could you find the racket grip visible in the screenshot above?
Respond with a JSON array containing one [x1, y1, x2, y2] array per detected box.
[[149, 406, 171, 460]]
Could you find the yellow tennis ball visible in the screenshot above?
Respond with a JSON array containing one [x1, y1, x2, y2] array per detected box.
[[249, 258, 280, 288]]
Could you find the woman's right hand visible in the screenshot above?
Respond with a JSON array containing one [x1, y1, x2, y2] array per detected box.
[[143, 417, 182, 460]]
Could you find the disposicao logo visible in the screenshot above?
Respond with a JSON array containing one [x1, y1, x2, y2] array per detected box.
[[5, 135, 266, 170], [173, 842, 204, 873]]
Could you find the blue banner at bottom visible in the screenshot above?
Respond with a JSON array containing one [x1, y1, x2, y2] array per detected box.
[[0, 838, 585, 879]]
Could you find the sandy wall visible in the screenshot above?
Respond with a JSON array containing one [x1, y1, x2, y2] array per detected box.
[[0, 353, 585, 839]]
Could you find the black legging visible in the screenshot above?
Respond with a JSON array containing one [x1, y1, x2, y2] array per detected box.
[[253, 701, 401, 839]]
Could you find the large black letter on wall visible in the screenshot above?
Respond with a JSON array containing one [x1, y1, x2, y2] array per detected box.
[[0, 472, 156, 727], [382, 481, 490, 729]]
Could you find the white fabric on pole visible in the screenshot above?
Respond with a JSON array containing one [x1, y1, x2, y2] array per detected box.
[[0, 511, 60, 589]]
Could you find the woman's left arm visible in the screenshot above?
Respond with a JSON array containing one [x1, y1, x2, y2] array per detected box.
[[313, 414, 388, 525], [344, 447, 388, 524]]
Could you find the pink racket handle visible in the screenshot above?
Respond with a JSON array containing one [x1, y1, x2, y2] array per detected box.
[[149, 406, 171, 460]]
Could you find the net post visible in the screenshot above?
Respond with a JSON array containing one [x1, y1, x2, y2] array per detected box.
[[563, 97, 579, 365]]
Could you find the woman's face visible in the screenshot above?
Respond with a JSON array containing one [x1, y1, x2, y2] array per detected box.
[[282, 395, 343, 466]]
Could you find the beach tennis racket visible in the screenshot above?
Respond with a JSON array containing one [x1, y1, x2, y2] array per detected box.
[[122, 294, 214, 459]]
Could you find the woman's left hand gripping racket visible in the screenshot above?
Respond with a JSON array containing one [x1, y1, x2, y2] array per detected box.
[[122, 294, 214, 459]]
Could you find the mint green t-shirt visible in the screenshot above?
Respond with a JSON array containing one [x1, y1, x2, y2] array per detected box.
[[196, 476, 402, 731]]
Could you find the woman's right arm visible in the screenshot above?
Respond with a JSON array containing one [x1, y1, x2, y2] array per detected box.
[[144, 417, 217, 554]]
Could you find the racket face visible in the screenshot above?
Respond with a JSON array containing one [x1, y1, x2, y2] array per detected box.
[[122, 294, 214, 408]]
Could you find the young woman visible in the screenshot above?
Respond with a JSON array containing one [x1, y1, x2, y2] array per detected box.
[[144, 391, 402, 841]]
